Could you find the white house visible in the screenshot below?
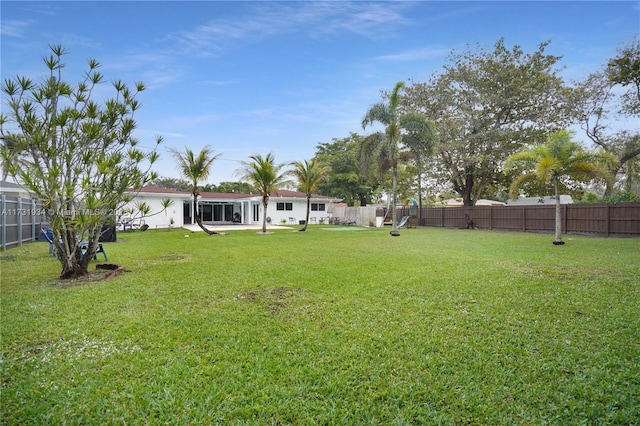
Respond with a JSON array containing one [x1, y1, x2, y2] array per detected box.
[[122, 186, 341, 229]]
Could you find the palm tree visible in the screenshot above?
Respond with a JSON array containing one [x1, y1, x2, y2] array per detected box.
[[361, 81, 437, 236], [171, 145, 222, 235], [505, 130, 618, 245], [237, 152, 291, 234], [290, 158, 330, 232]]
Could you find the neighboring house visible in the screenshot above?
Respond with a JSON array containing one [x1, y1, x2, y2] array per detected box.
[[122, 186, 341, 229], [443, 198, 506, 207], [505, 195, 573, 206]]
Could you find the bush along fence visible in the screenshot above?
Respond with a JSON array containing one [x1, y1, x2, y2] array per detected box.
[[1, 194, 47, 250], [399, 202, 640, 237]]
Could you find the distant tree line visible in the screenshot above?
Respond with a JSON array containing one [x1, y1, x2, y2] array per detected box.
[[152, 38, 638, 207], [314, 38, 640, 207]]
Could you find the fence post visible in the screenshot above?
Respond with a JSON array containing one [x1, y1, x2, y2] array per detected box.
[[1, 194, 5, 250], [562, 204, 567, 235], [605, 204, 610, 237], [489, 205, 492, 230], [31, 199, 36, 242], [17, 198, 23, 246], [522, 207, 526, 232]]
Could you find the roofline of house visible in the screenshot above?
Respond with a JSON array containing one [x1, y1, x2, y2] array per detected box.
[[129, 186, 342, 202]]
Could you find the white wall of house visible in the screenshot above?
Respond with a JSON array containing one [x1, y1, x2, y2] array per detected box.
[[263, 197, 334, 225], [123, 188, 339, 228], [121, 191, 190, 229]]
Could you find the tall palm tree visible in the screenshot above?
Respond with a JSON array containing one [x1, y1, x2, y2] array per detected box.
[[290, 158, 330, 232], [361, 81, 437, 236], [237, 152, 291, 234], [505, 130, 618, 245], [170, 145, 222, 235]]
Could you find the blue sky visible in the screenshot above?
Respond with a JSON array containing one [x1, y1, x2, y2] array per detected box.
[[2, 1, 639, 185]]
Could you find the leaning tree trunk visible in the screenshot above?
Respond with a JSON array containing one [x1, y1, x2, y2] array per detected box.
[[553, 177, 564, 245], [193, 192, 220, 235]]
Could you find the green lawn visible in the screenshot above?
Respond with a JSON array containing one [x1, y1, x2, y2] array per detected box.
[[1, 226, 639, 424]]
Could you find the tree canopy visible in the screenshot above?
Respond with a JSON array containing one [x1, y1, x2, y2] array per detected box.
[[313, 133, 381, 206]]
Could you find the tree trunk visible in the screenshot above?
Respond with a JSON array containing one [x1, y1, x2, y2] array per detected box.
[[261, 195, 269, 233], [59, 239, 89, 279], [603, 165, 621, 198], [390, 165, 400, 236], [553, 177, 565, 245], [193, 193, 220, 235], [299, 196, 310, 232], [462, 168, 475, 206]]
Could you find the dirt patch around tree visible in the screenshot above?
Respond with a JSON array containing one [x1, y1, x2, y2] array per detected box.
[[56, 264, 127, 288]]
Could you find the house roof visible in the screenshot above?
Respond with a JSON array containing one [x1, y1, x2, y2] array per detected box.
[[442, 198, 505, 207], [132, 186, 341, 202], [505, 195, 573, 206], [0, 181, 35, 197]]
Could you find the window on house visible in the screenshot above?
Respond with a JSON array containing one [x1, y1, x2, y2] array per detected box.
[[277, 202, 293, 211], [311, 203, 326, 211]]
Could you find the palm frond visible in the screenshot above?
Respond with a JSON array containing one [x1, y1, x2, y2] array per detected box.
[[388, 81, 406, 111], [362, 103, 391, 129], [508, 172, 537, 199]]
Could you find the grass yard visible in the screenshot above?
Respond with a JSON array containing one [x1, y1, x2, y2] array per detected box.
[[1, 226, 639, 424]]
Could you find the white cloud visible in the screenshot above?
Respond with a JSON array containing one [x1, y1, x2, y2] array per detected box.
[[373, 47, 450, 62], [165, 2, 415, 56], [0, 19, 34, 37]]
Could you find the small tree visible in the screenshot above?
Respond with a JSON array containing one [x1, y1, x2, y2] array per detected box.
[[505, 130, 617, 245], [236, 152, 291, 234], [170, 145, 222, 235], [290, 158, 330, 232], [0, 45, 160, 278]]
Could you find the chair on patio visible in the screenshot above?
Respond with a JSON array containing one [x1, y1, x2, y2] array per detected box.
[[40, 228, 55, 255], [40, 228, 107, 261], [80, 240, 108, 261]]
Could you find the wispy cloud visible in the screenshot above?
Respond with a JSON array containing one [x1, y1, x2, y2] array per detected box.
[[165, 2, 414, 56], [0, 19, 34, 37], [373, 47, 450, 62]]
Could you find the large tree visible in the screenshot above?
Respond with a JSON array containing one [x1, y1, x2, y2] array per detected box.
[[314, 133, 381, 206], [170, 145, 222, 235], [0, 45, 160, 279], [290, 158, 330, 232], [404, 39, 570, 205], [361, 81, 436, 236], [236, 152, 290, 234], [608, 37, 640, 116], [505, 130, 617, 245], [569, 38, 640, 196]]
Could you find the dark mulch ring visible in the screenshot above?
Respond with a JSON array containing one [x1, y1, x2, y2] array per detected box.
[[56, 264, 127, 288], [96, 263, 120, 270]]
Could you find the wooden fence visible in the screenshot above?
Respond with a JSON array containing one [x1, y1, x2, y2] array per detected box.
[[399, 202, 640, 237]]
